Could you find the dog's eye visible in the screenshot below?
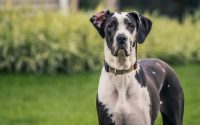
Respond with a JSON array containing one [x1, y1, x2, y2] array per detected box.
[[107, 23, 115, 29], [127, 22, 135, 28], [127, 22, 135, 33]]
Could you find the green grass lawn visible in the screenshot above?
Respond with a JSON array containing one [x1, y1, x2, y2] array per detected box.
[[0, 64, 199, 125]]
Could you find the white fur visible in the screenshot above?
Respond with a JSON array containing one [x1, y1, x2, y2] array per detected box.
[[98, 65, 151, 125], [159, 83, 163, 92], [162, 68, 165, 73]]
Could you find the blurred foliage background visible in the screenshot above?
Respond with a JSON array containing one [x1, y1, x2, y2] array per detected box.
[[0, 8, 199, 73], [0, 9, 103, 73]]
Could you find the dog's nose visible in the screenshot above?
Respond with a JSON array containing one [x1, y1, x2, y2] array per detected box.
[[117, 34, 127, 45]]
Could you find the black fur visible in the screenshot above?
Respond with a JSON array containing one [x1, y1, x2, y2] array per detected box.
[[96, 95, 115, 125], [138, 58, 184, 125], [128, 12, 152, 44], [104, 16, 118, 51], [125, 15, 137, 33], [135, 67, 146, 87]]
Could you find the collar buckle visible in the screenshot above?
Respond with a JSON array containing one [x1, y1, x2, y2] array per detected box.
[[114, 69, 117, 75]]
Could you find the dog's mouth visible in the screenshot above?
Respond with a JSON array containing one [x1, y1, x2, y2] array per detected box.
[[113, 46, 130, 57]]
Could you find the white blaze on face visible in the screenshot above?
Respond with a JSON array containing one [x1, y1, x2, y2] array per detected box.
[[112, 12, 137, 54]]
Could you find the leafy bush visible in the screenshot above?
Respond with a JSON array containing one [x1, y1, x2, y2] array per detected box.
[[138, 13, 200, 64], [0, 9, 199, 73], [0, 9, 103, 73]]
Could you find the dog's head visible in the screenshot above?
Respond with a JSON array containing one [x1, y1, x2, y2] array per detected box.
[[90, 10, 152, 57]]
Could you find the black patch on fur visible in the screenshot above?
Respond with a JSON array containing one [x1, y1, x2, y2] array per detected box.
[[125, 16, 137, 33], [147, 85, 160, 125], [132, 41, 136, 47], [135, 67, 146, 87], [138, 58, 184, 125], [96, 95, 115, 125], [127, 12, 152, 44], [159, 66, 184, 125], [104, 16, 118, 51]]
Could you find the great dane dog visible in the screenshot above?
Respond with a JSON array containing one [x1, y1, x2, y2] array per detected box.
[[90, 10, 184, 125]]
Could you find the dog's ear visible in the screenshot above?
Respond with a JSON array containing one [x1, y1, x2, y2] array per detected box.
[[129, 11, 152, 44], [90, 10, 110, 38]]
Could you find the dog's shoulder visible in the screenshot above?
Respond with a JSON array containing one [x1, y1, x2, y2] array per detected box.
[[138, 58, 167, 74], [137, 58, 167, 90], [138, 58, 165, 66], [138, 58, 178, 77]]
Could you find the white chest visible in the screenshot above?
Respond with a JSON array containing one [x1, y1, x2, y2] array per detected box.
[[98, 67, 151, 125]]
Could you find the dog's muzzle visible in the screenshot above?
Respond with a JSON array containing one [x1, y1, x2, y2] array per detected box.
[[113, 34, 129, 56], [117, 34, 127, 46]]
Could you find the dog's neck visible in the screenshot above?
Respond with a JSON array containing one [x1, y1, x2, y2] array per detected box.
[[104, 42, 137, 70]]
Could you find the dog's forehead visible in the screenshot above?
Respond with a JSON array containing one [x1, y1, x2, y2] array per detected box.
[[112, 12, 129, 22]]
